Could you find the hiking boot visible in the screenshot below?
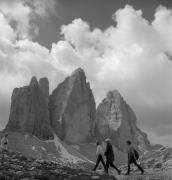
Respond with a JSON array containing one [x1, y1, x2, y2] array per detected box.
[[141, 170, 144, 175], [125, 172, 129, 176]]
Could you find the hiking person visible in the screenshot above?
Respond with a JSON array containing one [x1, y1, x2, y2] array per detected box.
[[92, 141, 106, 171], [1, 133, 9, 152], [126, 140, 144, 175], [104, 138, 121, 175]]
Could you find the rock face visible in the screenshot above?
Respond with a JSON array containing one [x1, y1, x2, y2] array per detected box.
[[94, 90, 151, 152], [39, 77, 49, 105], [49, 68, 96, 144], [6, 77, 53, 140], [5, 67, 151, 153]]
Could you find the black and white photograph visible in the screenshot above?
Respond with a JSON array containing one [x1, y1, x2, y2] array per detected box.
[[0, 0, 172, 179]]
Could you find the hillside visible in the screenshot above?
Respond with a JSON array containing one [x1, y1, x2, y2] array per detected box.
[[0, 150, 117, 180]]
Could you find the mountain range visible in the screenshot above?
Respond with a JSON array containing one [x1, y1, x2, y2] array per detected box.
[[4, 68, 154, 165]]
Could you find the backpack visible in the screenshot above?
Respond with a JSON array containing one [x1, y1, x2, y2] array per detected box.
[[133, 148, 139, 160]]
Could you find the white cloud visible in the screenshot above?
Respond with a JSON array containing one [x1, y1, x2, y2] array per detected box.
[[153, 5, 172, 55], [58, 5, 172, 108], [0, 0, 57, 39], [0, 0, 32, 39], [51, 41, 82, 74], [0, 13, 16, 41], [0, 4, 172, 145]]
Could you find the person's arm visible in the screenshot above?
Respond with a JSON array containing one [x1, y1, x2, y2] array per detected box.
[[96, 146, 99, 156], [133, 147, 137, 160]]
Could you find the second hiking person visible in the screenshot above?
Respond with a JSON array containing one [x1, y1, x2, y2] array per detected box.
[[104, 138, 121, 175]]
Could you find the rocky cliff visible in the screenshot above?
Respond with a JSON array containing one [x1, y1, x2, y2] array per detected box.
[[49, 68, 96, 144], [6, 68, 151, 153], [5, 77, 53, 140], [39, 77, 49, 105], [94, 90, 151, 152]]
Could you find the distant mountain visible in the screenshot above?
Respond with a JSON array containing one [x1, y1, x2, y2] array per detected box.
[[49, 68, 96, 144], [5, 77, 53, 140], [94, 90, 151, 152]]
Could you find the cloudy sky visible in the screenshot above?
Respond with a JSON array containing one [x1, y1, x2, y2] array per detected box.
[[0, 0, 172, 145]]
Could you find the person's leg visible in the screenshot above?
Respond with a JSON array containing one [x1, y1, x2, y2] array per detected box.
[[110, 161, 121, 174], [99, 155, 106, 171], [105, 160, 109, 174], [4, 145, 8, 152], [126, 161, 131, 175], [133, 160, 144, 174], [93, 155, 101, 171]]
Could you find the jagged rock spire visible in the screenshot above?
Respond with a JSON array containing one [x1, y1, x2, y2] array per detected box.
[[6, 76, 53, 140], [49, 68, 96, 144], [94, 90, 151, 152]]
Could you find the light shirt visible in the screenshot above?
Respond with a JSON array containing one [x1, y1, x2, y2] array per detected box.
[[96, 145, 104, 156]]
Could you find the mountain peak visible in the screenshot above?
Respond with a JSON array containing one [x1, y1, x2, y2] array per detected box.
[[39, 77, 49, 83], [71, 68, 85, 77], [39, 77, 49, 92], [49, 67, 96, 144], [6, 76, 53, 140], [39, 77, 49, 102], [95, 89, 151, 152], [108, 89, 120, 96], [30, 76, 38, 86], [107, 89, 121, 100]]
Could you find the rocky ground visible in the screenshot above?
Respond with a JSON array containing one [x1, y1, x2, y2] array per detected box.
[[118, 145, 172, 180], [1, 150, 172, 180], [0, 150, 117, 180]]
